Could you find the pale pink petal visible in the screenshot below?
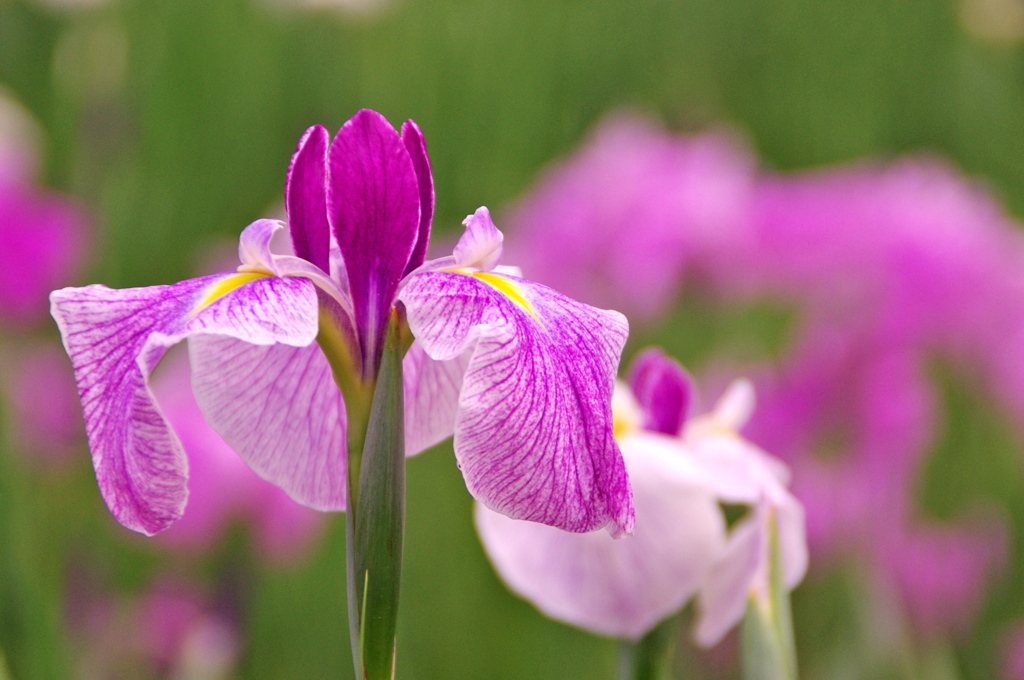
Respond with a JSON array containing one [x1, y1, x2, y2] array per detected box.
[[189, 335, 347, 511], [476, 431, 725, 640], [402, 340, 470, 456]]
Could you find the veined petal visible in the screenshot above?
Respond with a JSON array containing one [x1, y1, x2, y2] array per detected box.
[[401, 120, 434, 276], [627, 348, 693, 436], [237, 219, 353, 316], [286, 125, 331, 273], [475, 431, 725, 640], [400, 270, 633, 534], [189, 335, 347, 511], [403, 340, 470, 457], [329, 109, 420, 373], [50, 274, 318, 535]]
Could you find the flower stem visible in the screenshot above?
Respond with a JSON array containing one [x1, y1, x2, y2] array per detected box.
[[345, 309, 406, 680], [619, 616, 679, 680], [741, 512, 798, 680]]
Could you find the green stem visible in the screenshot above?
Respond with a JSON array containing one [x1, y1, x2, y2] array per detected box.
[[619, 616, 679, 680], [741, 511, 798, 680], [343, 310, 406, 680]]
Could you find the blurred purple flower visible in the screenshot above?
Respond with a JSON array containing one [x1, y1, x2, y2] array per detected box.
[[505, 113, 754, 322], [71, 579, 239, 680], [736, 163, 1016, 635], [3, 343, 84, 465], [138, 581, 239, 678], [0, 94, 88, 328], [507, 116, 1019, 637]]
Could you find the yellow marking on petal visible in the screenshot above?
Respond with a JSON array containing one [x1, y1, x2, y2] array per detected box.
[[192, 271, 270, 316], [613, 412, 636, 441], [469, 271, 538, 319]]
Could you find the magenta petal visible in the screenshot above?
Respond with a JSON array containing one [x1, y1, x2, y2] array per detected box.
[[189, 335, 347, 511], [627, 348, 693, 436], [401, 120, 434, 276], [403, 340, 470, 456], [400, 271, 633, 534], [328, 110, 420, 372], [49, 275, 318, 535], [285, 126, 331, 273], [476, 432, 725, 640]]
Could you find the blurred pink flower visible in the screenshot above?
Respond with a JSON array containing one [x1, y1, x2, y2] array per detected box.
[[70, 579, 239, 680], [139, 581, 239, 677], [151, 350, 326, 561], [0, 93, 88, 328], [505, 113, 754, 322], [1001, 623, 1024, 680], [4, 343, 84, 464], [0, 183, 88, 325], [507, 116, 1021, 637]]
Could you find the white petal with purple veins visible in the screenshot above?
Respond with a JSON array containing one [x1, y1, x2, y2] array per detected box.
[[189, 335, 347, 511], [400, 270, 632, 535], [50, 274, 318, 535]]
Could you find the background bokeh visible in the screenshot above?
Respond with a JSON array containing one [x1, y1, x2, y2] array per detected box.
[[3, 0, 1024, 677]]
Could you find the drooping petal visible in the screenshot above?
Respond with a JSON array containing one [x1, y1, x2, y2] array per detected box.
[[403, 340, 470, 456], [285, 125, 331, 273], [400, 270, 633, 535], [694, 505, 766, 647], [329, 110, 420, 373], [776, 491, 809, 589], [452, 207, 503, 272], [401, 120, 434, 276], [627, 347, 693, 436], [189, 335, 347, 512], [475, 431, 725, 640], [50, 275, 318, 535]]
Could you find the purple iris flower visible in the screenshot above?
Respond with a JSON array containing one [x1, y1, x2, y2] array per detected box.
[[51, 109, 632, 538], [476, 349, 807, 645]]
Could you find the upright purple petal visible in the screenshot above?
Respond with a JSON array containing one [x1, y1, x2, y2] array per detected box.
[[189, 335, 347, 511], [328, 110, 420, 373], [401, 120, 434, 276], [627, 348, 693, 436], [285, 125, 331, 273], [50, 275, 318, 535], [400, 271, 633, 535]]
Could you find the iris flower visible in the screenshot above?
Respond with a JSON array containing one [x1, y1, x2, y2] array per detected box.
[[476, 349, 806, 645], [51, 109, 633, 538]]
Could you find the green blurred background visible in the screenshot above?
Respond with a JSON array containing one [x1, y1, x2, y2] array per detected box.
[[3, 0, 1024, 677]]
